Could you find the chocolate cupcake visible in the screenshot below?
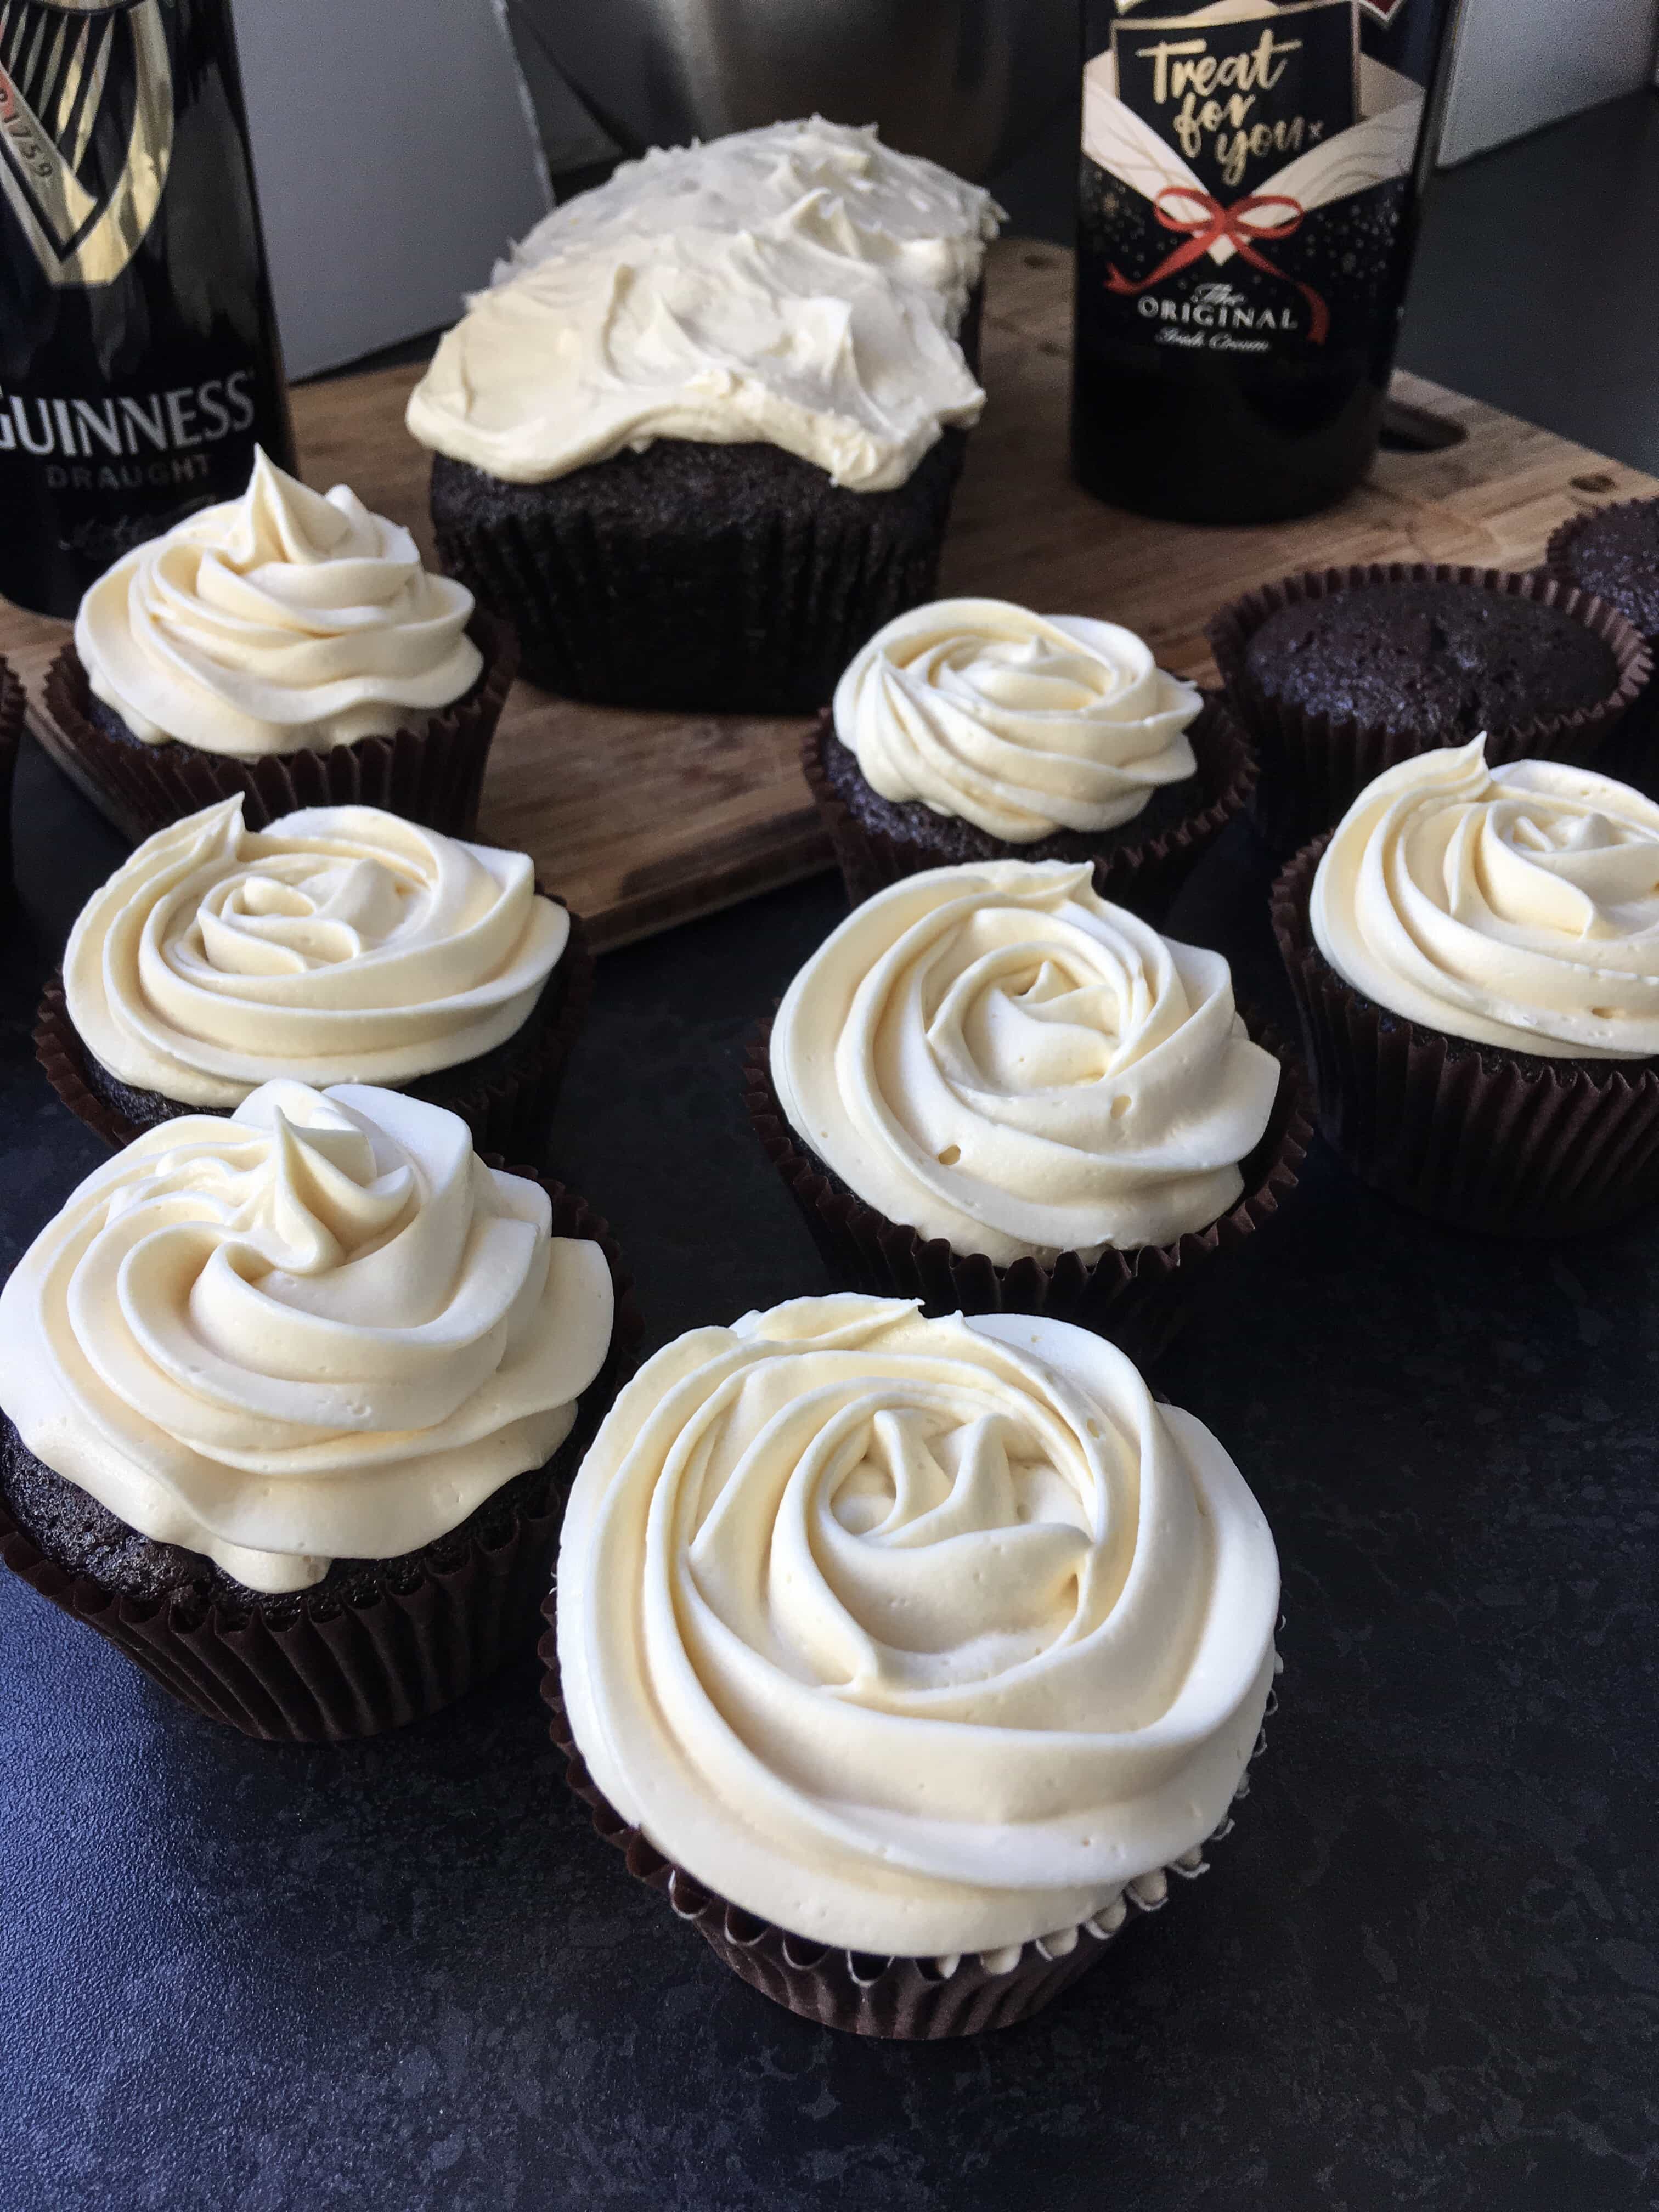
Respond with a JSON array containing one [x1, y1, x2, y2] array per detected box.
[[0, 1081, 640, 1740], [808, 596, 1254, 915], [549, 1295, 1282, 2037], [35, 797, 588, 1161], [409, 119, 1000, 714], [1208, 563, 1651, 853], [749, 860, 1308, 1365], [44, 449, 515, 842], [1546, 499, 1659, 788], [1273, 740, 1659, 1235], [0, 654, 21, 904]]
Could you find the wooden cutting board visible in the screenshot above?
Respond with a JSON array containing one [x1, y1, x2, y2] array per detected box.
[[5, 236, 1655, 949]]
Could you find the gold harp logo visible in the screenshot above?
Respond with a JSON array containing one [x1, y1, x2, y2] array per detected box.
[[0, 0, 172, 287]]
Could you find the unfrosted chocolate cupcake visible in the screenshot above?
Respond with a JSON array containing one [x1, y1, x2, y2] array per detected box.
[[807, 596, 1254, 916], [48, 449, 514, 840], [549, 1295, 1282, 2037], [1546, 499, 1659, 789], [1209, 563, 1651, 852], [751, 859, 1308, 1365], [36, 797, 589, 1161], [1273, 739, 1659, 1235], [409, 120, 1000, 714], [0, 1081, 640, 1740]]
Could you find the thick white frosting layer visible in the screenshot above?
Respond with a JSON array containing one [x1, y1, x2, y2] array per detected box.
[[0, 1084, 613, 1594], [1312, 740, 1659, 1059], [772, 861, 1280, 1265], [64, 798, 569, 1106], [834, 599, 1203, 839], [557, 1295, 1279, 1956], [76, 450, 481, 758], [407, 118, 1000, 492]]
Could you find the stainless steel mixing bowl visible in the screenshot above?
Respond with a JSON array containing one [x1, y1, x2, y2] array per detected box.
[[506, 0, 1076, 182]]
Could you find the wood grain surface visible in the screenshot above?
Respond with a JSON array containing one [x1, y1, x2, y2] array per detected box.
[[4, 238, 1655, 947]]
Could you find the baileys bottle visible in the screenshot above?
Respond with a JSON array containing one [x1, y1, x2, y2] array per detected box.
[[0, 0, 295, 616], [1072, 0, 1465, 523]]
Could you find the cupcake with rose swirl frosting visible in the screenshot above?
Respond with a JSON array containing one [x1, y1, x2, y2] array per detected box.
[[0, 1081, 638, 1739], [807, 597, 1256, 917], [746, 860, 1309, 1361], [36, 796, 589, 1160], [546, 1293, 1282, 2036], [1273, 738, 1659, 1233], [41, 449, 515, 840]]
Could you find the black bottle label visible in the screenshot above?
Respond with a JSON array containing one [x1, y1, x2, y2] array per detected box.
[[1081, 0, 1432, 362], [0, 0, 294, 617]]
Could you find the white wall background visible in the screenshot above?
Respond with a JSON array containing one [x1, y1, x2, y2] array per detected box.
[[1441, 0, 1658, 163], [230, 0, 1659, 376], [231, 0, 548, 378]]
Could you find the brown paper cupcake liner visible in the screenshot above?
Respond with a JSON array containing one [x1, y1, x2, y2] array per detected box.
[[35, 893, 593, 1163], [1272, 835, 1659, 1235], [0, 656, 21, 904], [802, 692, 1259, 918], [539, 1629, 1276, 2038], [431, 437, 964, 716], [0, 1178, 642, 1741], [743, 1013, 1311, 1368], [38, 609, 517, 843], [1207, 563, 1653, 855]]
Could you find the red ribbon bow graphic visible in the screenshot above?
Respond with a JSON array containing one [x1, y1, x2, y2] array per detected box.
[[1106, 186, 1330, 346]]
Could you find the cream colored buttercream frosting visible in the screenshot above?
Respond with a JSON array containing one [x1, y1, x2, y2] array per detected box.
[[406, 118, 1000, 492], [834, 599, 1203, 839], [0, 1083, 613, 1594], [557, 1294, 1279, 1956], [63, 798, 569, 1107], [771, 861, 1280, 1265], [1312, 740, 1659, 1059], [76, 450, 481, 757]]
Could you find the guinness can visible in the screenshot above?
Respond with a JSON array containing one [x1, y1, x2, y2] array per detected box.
[[0, 0, 296, 616]]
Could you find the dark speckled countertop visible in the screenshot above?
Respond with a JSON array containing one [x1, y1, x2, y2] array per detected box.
[[3, 726, 1657, 2212]]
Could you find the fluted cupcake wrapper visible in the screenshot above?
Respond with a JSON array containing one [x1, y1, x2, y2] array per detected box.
[[802, 692, 1259, 919], [37, 610, 517, 843], [743, 1014, 1311, 1368], [1207, 563, 1653, 856], [430, 437, 966, 717], [0, 1179, 641, 1741], [539, 1628, 1275, 2039], [34, 893, 594, 1165], [1271, 836, 1659, 1235], [0, 657, 21, 904]]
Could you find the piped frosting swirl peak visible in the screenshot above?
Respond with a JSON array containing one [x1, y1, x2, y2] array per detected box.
[[0, 1084, 613, 1594], [771, 861, 1280, 1265], [407, 118, 1000, 492], [1312, 740, 1659, 1058], [75, 449, 481, 757], [557, 1295, 1280, 1956], [64, 798, 569, 1106], [834, 599, 1203, 839]]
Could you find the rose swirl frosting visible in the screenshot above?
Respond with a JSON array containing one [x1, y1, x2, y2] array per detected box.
[[557, 1295, 1280, 1957], [1312, 739, 1659, 1058], [0, 1083, 614, 1594], [771, 861, 1280, 1264], [76, 449, 481, 758], [834, 599, 1203, 840], [63, 797, 569, 1105]]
